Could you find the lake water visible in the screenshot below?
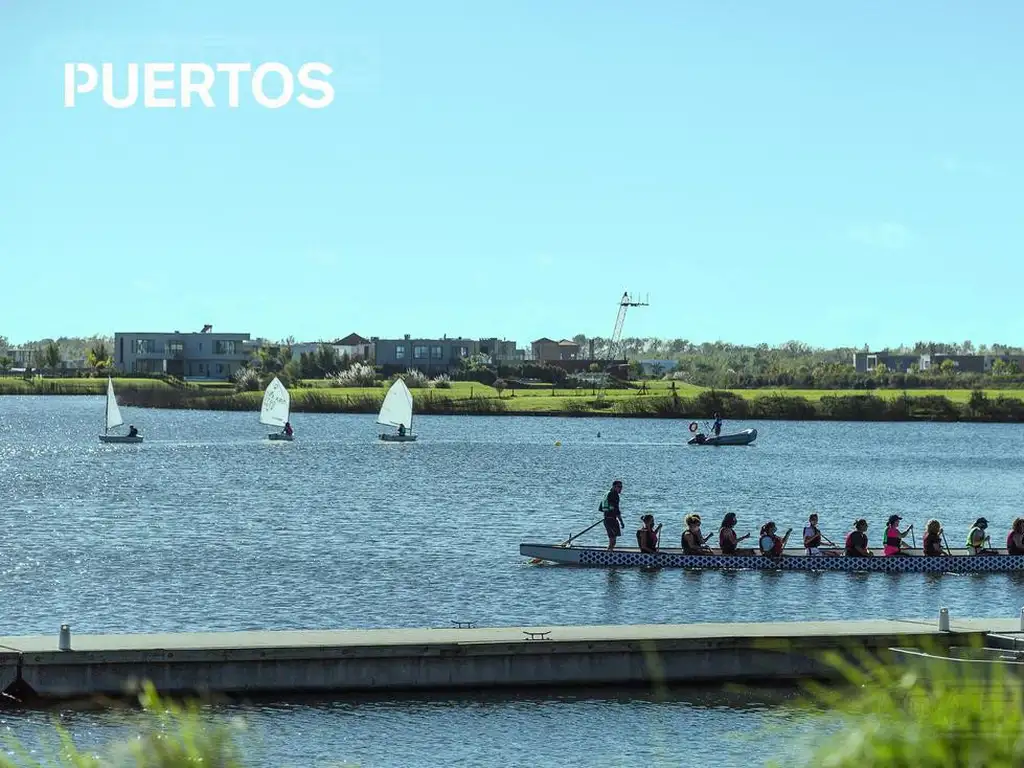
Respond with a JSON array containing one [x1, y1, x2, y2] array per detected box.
[[1, 396, 1023, 766]]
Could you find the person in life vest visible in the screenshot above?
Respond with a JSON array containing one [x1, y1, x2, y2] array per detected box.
[[636, 514, 662, 554], [283, 421, 294, 437], [599, 480, 625, 551], [883, 514, 912, 556], [719, 512, 753, 555], [802, 513, 840, 557], [844, 519, 872, 557], [1007, 518, 1024, 555], [758, 521, 791, 558], [922, 519, 945, 556], [966, 517, 997, 555], [712, 412, 723, 437], [681, 513, 713, 554]]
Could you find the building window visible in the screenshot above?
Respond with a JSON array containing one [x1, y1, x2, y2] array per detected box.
[[431, 345, 443, 359], [135, 339, 156, 355], [198, 363, 205, 374], [457, 346, 469, 357], [214, 340, 237, 355], [166, 341, 184, 356], [414, 345, 428, 359], [395, 345, 405, 359]]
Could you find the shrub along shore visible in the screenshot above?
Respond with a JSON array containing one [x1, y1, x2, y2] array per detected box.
[[7, 376, 1024, 422]]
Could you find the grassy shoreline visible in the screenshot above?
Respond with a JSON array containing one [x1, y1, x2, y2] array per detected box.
[[6, 377, 1024, 422]]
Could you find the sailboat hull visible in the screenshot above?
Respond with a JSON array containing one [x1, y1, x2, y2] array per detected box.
[[99, 435, 143, 444], [379, 433, 417, 442], [268, 433, 294, 441]]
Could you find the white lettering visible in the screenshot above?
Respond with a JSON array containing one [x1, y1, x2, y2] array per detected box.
[[143, 62, 176, 108], [102, 63, 139, 109], [215, 62, 251, 107], [251, 62, 294, 109], [296, 62, 334, 109], [64, 63, 98, 107], [180, 63, 215, 107]]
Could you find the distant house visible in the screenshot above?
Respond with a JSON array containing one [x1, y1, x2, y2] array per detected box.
[[333, 333, 374, 361], [532, 338, 581, 361], [375, 335, 478, 374], [290, 334, 375, 363], [852, 351, 920, 374], [477, 337, 520, 363], [114, 327, 251, 379]]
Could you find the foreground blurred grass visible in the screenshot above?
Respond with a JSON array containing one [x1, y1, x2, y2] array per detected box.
[[1, 683, 247, 768], [784, 640, 1024, 767]]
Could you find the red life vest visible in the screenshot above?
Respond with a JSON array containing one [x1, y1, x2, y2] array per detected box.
[[1008, 531, 1024, 555]]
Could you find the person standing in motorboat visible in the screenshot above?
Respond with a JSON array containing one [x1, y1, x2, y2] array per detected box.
[[718, 512, 752, 555], [883, 514, 913, 556], [599, 480, 625, 551], [636, 514, 662, 554], [1007, 518, 1024, 555], [967, 517, 997, 554], [845, 519, 873, 557], [712, 412, 723, 437]]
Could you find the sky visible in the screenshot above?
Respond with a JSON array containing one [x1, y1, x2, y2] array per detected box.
[[1, 1, 1022, 349]]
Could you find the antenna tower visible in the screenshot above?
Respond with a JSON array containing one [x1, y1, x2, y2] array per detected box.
[[599, 291, 649, 398]]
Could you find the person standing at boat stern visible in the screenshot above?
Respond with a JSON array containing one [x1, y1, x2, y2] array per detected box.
[[712, 412, 723, 437], [883, 514, 912, 556], [600, 480, 625, 550], [967, 517, 997, 554], [1008, 518, 1024, 555]]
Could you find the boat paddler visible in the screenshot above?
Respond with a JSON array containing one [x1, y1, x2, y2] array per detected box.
[[636, 514, 661, 553], [966, 517, 996, 554], [599, 480, 625, 551]]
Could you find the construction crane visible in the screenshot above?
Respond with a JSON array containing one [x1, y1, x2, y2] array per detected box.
[[598, 291, 649, 399]]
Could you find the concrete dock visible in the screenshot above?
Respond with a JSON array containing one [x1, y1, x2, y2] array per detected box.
[[1, 617, 1021, 702]]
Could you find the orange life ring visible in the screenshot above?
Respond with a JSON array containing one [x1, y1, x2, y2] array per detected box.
[[688, 421, 698, 433]]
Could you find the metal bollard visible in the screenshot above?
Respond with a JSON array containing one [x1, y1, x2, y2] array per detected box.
[[938, 608, 949, 632], [58, 624, 71, 651]]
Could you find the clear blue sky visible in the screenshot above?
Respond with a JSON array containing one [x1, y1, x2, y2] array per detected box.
[[1, 1, 1021, 348]]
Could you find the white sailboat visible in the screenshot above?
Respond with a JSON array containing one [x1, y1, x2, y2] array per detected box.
[[261, 376, 294, 441], [378, 378, 417, 442], [98, 377, 143, 443]]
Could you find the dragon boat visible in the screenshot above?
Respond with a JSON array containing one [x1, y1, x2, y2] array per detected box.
[[520, 544, 1024, 574]]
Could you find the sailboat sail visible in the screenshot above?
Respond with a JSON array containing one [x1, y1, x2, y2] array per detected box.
[[260, 376, 291, 427], [105, 377, 124, 432], [378, 378, 413, 430]]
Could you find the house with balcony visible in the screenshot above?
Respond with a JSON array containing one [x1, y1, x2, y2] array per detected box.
[[114, 327, 251, 379], [531, 338, 582, 361], [375, 335, 478, 374]]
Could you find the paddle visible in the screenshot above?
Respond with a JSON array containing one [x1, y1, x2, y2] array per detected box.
[[910, 524, 916, 549], [530, 519, 603, 564], [941, 531, 953, 557]]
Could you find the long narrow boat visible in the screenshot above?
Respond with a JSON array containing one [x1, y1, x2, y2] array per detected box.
[[520, 543, 1024, 574]]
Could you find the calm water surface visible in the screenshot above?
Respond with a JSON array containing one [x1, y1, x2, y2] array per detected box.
[[1, 396, 1023, 766]]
